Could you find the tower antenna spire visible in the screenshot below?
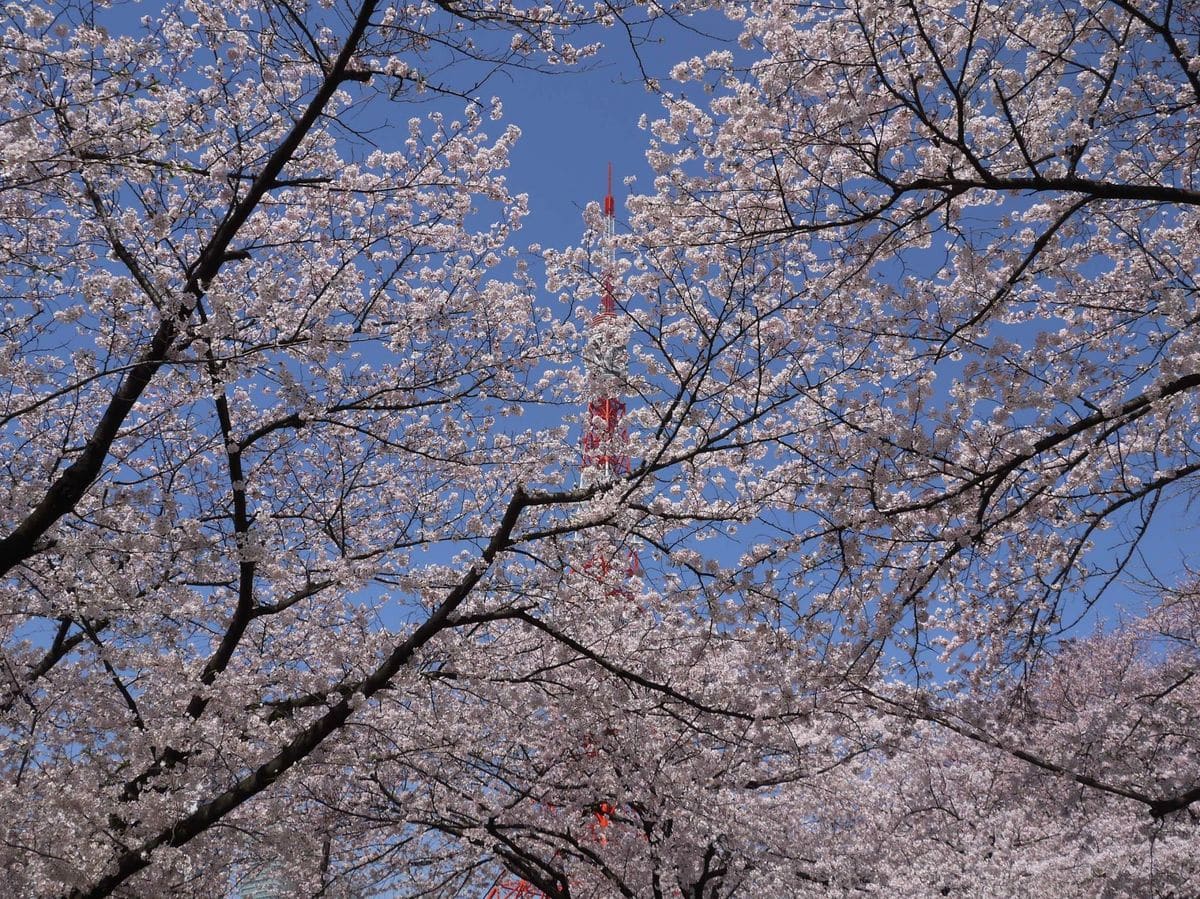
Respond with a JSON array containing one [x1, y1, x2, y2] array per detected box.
[[601, 163, 616, 315]]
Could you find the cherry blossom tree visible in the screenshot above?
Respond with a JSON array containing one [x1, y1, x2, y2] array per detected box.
[[627, 0, 1200, 681], [565, 0, 1199, 890], [0, 0, 731, 894], [3, 0, 1200, 894], [801, 584, 1200, 896]]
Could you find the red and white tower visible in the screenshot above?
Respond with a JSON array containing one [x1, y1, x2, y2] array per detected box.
[[581, 164, 631, 491], [579, 164, 640, 590], [485, 166, 635, 899]]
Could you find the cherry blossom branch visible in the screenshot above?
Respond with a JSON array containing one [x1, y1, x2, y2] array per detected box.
[[867, 688, 1200, 819], [1106, 0, 1200, 103], [69, 484, 530, 897], [510, 611, 759, 722], [0, 0, 382, 578]]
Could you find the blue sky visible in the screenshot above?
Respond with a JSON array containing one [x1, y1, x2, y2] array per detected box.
[[487, 12, 739, 251]]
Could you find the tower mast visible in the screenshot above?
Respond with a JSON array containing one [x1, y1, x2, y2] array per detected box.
[[581, 163, 630, 491], [485, 166, 634, 899]]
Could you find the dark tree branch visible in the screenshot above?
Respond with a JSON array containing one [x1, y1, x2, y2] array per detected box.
[[0, 0, 385, 577]]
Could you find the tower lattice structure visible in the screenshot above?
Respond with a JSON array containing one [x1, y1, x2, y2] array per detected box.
[[581, 165, 630, 490], [484, 167, 635, 899]]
